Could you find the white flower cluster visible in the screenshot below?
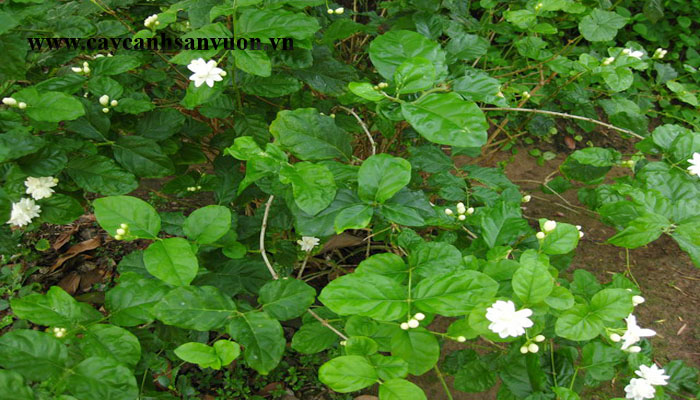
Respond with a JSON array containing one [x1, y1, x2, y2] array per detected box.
[[609, 314, 656, 353], [52, 327, 67, 338], [687, 152, 700, 176], [520, 334, 546, 354], [114, 223, 129, 240], [602, 56, 615, 66], [7, 177, 58, 228], [372, 82, 388, 91], [187, 58, 226, 88], [536, 220, 583, 239], [2, 96, 27, 110], [327, 7, 344, 14], [652, 48, 668, 59], [622, 48, 644, 60], [144, 14, 160, 29], [71, 61, 91, 75], [186, 185, 202, 192], [625, 364, 669, 400], [99, 94, 119, 113], [400, 313, 425, 330], [444, 202, 474, 221], [297, 236, 320, 252], [485, 300, 533, 339]]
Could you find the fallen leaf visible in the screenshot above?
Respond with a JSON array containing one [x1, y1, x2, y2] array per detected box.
[[355, 396, 379, 400], [564, 135, 576, 150], [51, 237, 101, 272], [321, 233, 363, 253], [52, 225, 79, 250], [58, 271, 81, 295], [79, 269, 105, 292]]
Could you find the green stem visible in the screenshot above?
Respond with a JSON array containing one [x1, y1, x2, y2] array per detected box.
[[434, 365, 454, 400], [569, 367, 579, 391]]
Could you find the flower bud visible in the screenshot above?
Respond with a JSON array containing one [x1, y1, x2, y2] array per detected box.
[[110, 99, 118, 107], [456, 202, 466, 214], [120, 223, 128, 229], [458, 214, 466, 221], [444, 208, 453, 216], [408, 319, 419, 329], [102, 107, 110, 113], [83, 61, 89, 68], [340, 340, 347, 346], [579, 231, 584, 238], [327, 8, 334, 14], [99, 95, 110, 106], [522, 91, 531, 99], [535, 335, 545, 342], [330, 113, 336, 118], [114, 234, 123, 240], [335, 7, 344, 14], [543, 220, 557, 232], [400, 322, 409, 330], [628, 346, 641, 353], [522, 195, 531, 203], [528, 343, 539, 353], [116, 228, 126, 235], [602, 57, 615, 65], [378, 82, 388, 89], [610, 333, 621, 342], [632, 295, 645, 306], [2, 97, 17, 106], [457, 336, 466, 342], [83, 66, 91, 74], [71, 67, 83, 73], [18, 102, 26, 110], [575, 225, 581, 230], [536, 231, 545, 240], [466, 207, 474, 215], [520, 345, 529, 354], [414, 313, 425, 321]]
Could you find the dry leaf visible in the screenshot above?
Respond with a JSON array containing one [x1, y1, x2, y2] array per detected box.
[[355, 396, 379, 400], [321, 233, 363, 253], [51, 237, 101, 272], [79, 269, 105, 292], [564, 135, 576, 150], [58, 271, 81, 295], [52, 225, 79, 250]]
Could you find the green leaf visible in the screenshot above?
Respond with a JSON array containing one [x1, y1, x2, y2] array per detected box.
[[237, 8, 319, 40], [602, 67, 633, 92], [319, 355, 378, 393], [345, 336, 378, 356], [552, 387, 580, 400], [235, 49, 271, 77], [408, 241, 463, 277], [555, 304, 605, 341], [540, 223, 579, 255], [79, 324, 141, 368], [94, 195, 161, 239], [11, 286, 102, 327], [413, 271, 498, 316], [369, 30, 447, 81], [174, 342, 221, 370], [358, 154, 411, 203], [214, 340, 241, 367], [39, 194, 83, 225], [66, 155, 138, 196], [0, 130, 45, 162], [319, 273, 408, 321], [258, 278, 316, 320], [402, 93, 488, 147], [544, 286, 575, 310], [136, 109, 186, 141], [512, 262, 553, 305], [348, 82, 384, 101], [292, 320, 339, 354], [334, 204, 374, 233], [143, 238, 199, 286], [0, 370, 34, 400], [280, 162, 337, 216], [370, 354, 409, 381], [14, 88, 85, 122], [454, 360, 497, 393], [183, 205, 231, 244], [227, 311, 285, 375], [589, 288, 634, 322], [355, 252, 408, 284], [578, 9, 628, 42], [113, 136, 174, 178], [92, 55, 142, 75], [569, 147, 621, 167], [379, 378, 427, 400], [106, 275, 169, 326], [394, 57, 435, 94], [0, 330, 67, 381], [153, 286, 237, 331], [238, 73, 301, 97], [269, 108, 352, 161], [453, 71, 501, 103], [66, 357, 138, 400], [608, 213, 670, 248], [643, 0, 664, 23], [582, 342, 626, 381], [391, 328, 440, 375]]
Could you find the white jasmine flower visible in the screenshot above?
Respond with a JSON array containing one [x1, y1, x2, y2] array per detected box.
[[444, 208, 453, 216], [407, 319, 419, 328], [622, 48, 644, 59], [466, 207, 474, 215], [534, 335, 545, 342], [610, 333, 621, 342], [400, 322, 409, 330], [7, 198, 41, 227], [144, 14, 159, 29], [624, 378, 656, 400], [635, 364, 669, 386], [522, 195, 531, 203], [485, 300, 533, 338], [621, 314, 656, 350], [297, 236, 320, 252], [99, 94, 110, 106], [632, 295, 645, 306], [110, 99, 118, 107], [543, 220, 557, 232], [414, 313, 425, 321], [18, 102, 26, 110], [602, 57, 615, 65], [2, 97, 17, 106], [528, 343, 539, 353], [25, 176, 57, 200], [187, 58, 225, 88], [536, 231, 545, 240], [456, 336, 466, 342], [335, 7, 344, 14], [687, 152, 700, 176]]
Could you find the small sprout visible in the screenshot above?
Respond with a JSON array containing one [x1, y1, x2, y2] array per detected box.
[[536, 231, 545, 240], [535, 335, 546, 342], [400, 322, 409, 330], [407, 319, 419, 329], [543, 220, 556, 233], [414, 313, 425, 321], [528, 343, 539, 353]]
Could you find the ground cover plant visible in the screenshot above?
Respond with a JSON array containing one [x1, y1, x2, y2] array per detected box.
[[0, 0, 698, 399]]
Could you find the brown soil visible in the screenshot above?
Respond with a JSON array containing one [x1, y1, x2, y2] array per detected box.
[[412, 148, 700, 399]]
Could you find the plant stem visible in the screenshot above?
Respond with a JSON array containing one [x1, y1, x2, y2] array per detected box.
[[259, 195, 278, 280], [338, 106, 376, 155], [434, 365, 454, 400]]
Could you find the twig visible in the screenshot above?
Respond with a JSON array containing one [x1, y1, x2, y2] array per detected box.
[[338, 106, 376, 155], [308, 309, 349, 340], [481, 107, 645, 140], [297, 252, 310, 279], [260, 195, 278, 280]]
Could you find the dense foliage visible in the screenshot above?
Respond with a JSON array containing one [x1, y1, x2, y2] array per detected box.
[[0, 0, 699, 399]]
